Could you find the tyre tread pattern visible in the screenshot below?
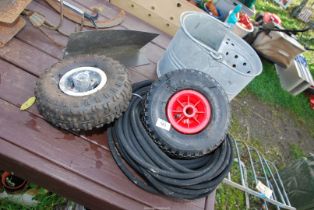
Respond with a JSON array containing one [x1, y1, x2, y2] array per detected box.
[[144, 69, 230, 158], [35, 55, 132, 131]]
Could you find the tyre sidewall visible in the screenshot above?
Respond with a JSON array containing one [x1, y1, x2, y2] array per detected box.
[[35, 55, 131, 130], [145, 70, 230, 156]]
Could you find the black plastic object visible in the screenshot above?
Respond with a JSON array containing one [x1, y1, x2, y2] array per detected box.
[[108, 81, 233, 200], [64, 30, 159, 67], [305, 86, 314, 95], [144, 70, 230, 158], [248, 13, 314, 50], [35, 55, 132, 131], [280, 154, 314, 210]]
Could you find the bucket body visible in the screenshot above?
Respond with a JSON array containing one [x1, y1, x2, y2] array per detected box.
[[157, 12, 262, 100]]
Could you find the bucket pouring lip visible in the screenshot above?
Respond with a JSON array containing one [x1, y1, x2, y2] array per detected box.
[[179, 11, 263, 77], [179, 11, 227, 59]]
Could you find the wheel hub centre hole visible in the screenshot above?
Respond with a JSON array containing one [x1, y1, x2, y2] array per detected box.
[[59, 67, 107, 97], [184, 106, 195, 117], [69, 70, 101, 93]]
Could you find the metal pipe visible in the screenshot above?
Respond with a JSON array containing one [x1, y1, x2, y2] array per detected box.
[[264, 158, 286, 205], [226, 139, 295, 210], [223, 179, 296, 210], [250, 147, 270, 210], [233, 139, 250, 209], [269, 161, 292, 206], [251, 148, 271, 189], [244, 143, 269, 209], [57, 0, 84, 15], [245, 143, 258, 184]]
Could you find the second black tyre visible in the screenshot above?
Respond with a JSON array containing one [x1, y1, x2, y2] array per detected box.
[[144, 69, 230, 158]]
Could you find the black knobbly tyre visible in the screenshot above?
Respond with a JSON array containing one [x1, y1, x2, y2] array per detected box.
[[144, 69, 230, 158], [108, 81, 234, 199], [35, 55, 132, 131]]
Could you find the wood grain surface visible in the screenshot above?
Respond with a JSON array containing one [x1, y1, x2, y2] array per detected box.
[[0, 1, 215, 209]]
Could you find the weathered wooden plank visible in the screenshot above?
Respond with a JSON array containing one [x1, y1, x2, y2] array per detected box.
[[0, 56, 150, 152], [0, 50, 203, 209], [23, 1, 166, 66], [0, 58, 152, 107], [140, 42, 165, 64], [16, 21, 67, 60], [0, 138, 142, 210], [0, 99, 206, 210], [130, 63, 158, 81], [110, 0, 203, 36], [128, 69, 151, 83], [0, 38, 58, 75], [16, 24, 163, 75], [35, 0, 170, 52], [0, 58, 205, 209], [0, 59, 38, 114], [27, 1, 79, 36], [22, 1, 168, 66], [0, 1, 212, 209], [0, 58, 131, 150], [0, 58, 201, 210], [0, 46, 152, 149], [0, 57, 154, 166], [10, 21, 157, 83], [0, 58, 111, 153], [0, 29, 206, 210], [33, 0, 125, 32]]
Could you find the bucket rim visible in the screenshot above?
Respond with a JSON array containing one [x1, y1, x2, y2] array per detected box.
[[179, 11, 227, 56], [179, 11, 263, 77]]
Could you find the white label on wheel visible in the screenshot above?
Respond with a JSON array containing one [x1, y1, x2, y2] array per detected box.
[[156, 118, 171, 131], [256, 181, 273, 199]]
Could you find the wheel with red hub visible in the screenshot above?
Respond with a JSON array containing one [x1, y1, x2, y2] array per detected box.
[[167, 90, 211, 134], [144, 69, 230, 158]]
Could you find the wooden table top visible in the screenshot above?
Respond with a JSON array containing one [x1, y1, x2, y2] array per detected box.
[[0, 0, 215, 209]]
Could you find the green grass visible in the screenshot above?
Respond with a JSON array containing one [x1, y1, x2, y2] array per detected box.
[[216, 116, 285, 210], [216, 165, 246, 210], [246, 60, 314, 127], [255, 0, 314, 70], [0, 185, 66, 210], [216, 2, 312, 209], [215, 137, 281, 210], [289, 144, 305, 159], [247, 0, 314, 131]]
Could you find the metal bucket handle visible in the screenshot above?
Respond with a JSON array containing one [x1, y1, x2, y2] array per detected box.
[[210, 51, 223, 60]]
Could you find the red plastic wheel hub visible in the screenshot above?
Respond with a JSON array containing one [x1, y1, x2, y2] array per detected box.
[[310, 95, 314, 110], [166, 90, 211, 134]]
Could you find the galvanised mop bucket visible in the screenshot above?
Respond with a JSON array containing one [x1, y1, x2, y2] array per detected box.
[[157, 11, 262, 100]]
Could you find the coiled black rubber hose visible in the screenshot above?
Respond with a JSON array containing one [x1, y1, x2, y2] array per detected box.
[[108, 81, 233, 199]]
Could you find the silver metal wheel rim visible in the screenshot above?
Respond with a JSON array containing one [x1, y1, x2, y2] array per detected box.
[[59, 67, 107, 97]]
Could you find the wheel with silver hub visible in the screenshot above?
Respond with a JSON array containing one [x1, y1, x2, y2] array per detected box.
[[59, 67, 107, 97], [35, 55, 132, 131]]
